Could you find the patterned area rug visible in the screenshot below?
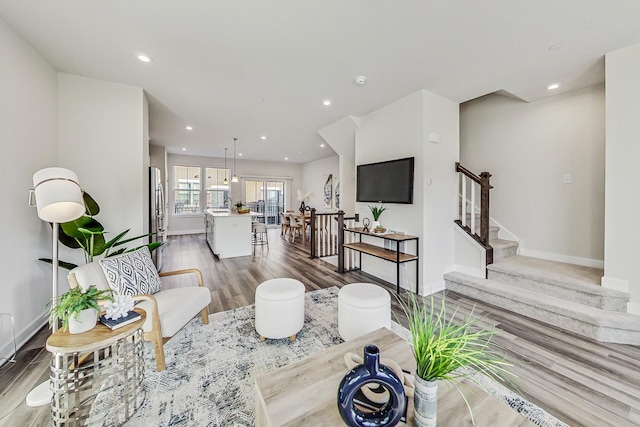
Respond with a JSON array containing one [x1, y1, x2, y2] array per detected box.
[[123, 287, 567, 427]]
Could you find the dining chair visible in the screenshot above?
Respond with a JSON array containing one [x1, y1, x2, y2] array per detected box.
[[288, 214, 303, 242], [279, 212, 290, 239]]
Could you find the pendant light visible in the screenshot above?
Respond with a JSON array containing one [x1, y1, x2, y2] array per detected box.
[[223, 148, 229, 185], [231, 137, 239, 183]]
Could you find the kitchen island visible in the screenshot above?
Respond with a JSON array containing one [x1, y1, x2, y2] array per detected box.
[[204, 210, 252, 258]]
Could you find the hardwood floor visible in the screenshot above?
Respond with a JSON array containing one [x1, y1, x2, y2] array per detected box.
[[1, 230, 639, 426]]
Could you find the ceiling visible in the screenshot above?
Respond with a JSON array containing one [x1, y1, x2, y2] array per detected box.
[[2, 1, 640, 164]]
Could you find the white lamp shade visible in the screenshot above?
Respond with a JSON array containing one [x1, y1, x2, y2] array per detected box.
[[32, 167, 84, 223]]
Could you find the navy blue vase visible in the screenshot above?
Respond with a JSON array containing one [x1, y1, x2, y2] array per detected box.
[[337, 344, 406, 427]]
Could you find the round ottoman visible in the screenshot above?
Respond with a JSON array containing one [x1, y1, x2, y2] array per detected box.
[[255, 278, 305, 341], [338, 283, 391, 341]]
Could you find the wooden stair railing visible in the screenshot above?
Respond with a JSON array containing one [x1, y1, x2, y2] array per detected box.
[[309, 209, 358, 261], [455, 162, 494, 266]]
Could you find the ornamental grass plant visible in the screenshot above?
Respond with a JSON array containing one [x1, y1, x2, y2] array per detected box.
[[397, 292, 516, 422]]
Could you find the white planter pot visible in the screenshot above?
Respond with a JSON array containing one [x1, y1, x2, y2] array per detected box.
[[371, 220, 381, 230], [68, 308, 98, 334], [414, 376, 437, 427]]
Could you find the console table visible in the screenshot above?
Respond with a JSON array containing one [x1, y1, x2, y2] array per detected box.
[[46, 312, 145, 426], [343, 227, 419, 294]]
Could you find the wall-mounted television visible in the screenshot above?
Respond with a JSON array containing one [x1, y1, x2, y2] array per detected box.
[[356, 157, 414, 204]]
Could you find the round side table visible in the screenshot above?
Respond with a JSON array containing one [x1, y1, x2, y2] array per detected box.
[[46, 310, 146, 426]]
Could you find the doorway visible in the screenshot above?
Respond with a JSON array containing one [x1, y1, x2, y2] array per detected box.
[[244, 180, 285, 226]]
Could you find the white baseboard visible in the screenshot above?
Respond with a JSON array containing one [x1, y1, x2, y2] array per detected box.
[[601, 276, 629, 292], [167, 229, 204, 236], [423, 279, 445, 296], [0, 311, 48, 365], [519, 248, 604, 269]]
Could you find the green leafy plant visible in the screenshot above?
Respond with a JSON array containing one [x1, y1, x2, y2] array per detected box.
[[397, 293, 515, 422], [368, 204, 386, 221], [49, 285, 113, 331], [40, 192, 162, 270]]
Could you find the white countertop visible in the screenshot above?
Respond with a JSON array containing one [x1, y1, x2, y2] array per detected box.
[[205, 209, 253, 218]]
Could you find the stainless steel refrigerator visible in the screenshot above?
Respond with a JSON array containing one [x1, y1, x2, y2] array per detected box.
[[149, 166, 166, 270]]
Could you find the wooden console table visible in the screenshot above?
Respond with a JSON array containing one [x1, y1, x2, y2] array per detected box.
[[46, 312, 145, 426], [342, 227, 419, 294]]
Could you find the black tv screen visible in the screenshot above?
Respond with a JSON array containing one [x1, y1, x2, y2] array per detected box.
[[356, 157, 414, 204]]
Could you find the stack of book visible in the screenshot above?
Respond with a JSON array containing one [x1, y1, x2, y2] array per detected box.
[[99, 310, 142, 330]]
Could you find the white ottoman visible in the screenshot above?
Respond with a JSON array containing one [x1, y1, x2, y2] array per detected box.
[[255, 278, 305, 341], [338, 283, 391, 341]]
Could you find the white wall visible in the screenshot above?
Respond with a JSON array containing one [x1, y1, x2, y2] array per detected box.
[[167, 153, 303, 234], [58, 74, 148, 246], [421, 90, 461, 292], [0, 17, 59, 360], [604, 44, 640, 314], [460, 85, 606, 266], [354, 90, 459, 294], [301, 156, 339, 212]]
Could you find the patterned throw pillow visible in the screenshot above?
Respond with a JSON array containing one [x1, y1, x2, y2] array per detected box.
[[99, 246, 162, 296]]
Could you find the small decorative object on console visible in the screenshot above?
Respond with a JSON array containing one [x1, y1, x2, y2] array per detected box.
[[337, 344, 406, 427], [103, 294, 135, 320], [362, 218, 370, 233]]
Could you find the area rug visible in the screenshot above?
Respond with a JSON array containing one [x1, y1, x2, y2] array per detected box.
[[121, 287, 567, 427]]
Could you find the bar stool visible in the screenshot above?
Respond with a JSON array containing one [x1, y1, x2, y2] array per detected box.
[[252, 221, 269, 253]]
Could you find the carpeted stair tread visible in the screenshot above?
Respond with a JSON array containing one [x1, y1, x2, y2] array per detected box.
[[444, 271, 640, 345], [488, 255, 621, 297], [490, 239, 519, 250]]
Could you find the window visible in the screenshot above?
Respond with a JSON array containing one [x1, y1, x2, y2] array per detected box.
[[172, 165, 230, 215], [173, 165, 201, 214], [205, 167, 229, 209]]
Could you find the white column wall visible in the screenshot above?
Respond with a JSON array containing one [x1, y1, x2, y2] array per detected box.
[[58, 74, 147, 250], [604, 44, 640, 314], [0, 17, 59, 359], [354, 90, 459, 294]]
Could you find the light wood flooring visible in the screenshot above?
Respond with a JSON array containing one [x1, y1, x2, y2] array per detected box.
[[1, 230, 639, 426]]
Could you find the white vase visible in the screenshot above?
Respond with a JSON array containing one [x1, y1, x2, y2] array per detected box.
[[68, 308, 98, 334], [371, 220, 381, 229], [414, 376, 437, 427]]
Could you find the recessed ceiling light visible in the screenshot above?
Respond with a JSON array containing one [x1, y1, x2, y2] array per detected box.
[[354, 76, 367, 85], [137, 54, 152, 63], [322, 100, 331, 106], [284, 157, 289, 160], [547, 83, 560, 90], [320, 144, 325, 148], [185, 126, 193, 130], [181, 148, 187, 151], [261, 136, 267, 140], [239, 153, 243, 156]]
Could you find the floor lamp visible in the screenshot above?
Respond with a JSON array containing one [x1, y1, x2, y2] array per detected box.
[[26, 167, 85, 407]]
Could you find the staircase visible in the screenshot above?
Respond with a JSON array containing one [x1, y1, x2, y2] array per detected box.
[[445, 228, 640, 345]]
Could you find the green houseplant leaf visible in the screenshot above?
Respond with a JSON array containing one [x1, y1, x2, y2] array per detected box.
[[397, 293, 515, 423], [368, 204, 386, 221], [49, 285, 113, 331]]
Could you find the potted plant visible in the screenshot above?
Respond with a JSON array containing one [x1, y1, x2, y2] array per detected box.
[[368, 204, 386, 230], [39, 191, 162, 270], [398, 293, 514, 426], [49, 285, 113, 334]]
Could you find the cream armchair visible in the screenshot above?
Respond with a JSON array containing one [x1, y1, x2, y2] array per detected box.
[[67, 261, 211, 371]]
